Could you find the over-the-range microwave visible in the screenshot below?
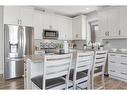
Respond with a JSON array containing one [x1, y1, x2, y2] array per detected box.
[[42, 29, 59, 39]]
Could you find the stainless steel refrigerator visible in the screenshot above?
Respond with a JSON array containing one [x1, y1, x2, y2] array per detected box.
[[4, 24, 34, 79]]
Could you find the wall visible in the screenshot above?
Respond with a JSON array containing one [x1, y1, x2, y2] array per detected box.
[[86, 11, 98, 44], [0, 6, 3, 74]]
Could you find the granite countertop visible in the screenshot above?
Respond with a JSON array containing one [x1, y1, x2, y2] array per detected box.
[[25, 52, 73, 63], [25, 55, 44, 63], [108, 51, 127, 54]]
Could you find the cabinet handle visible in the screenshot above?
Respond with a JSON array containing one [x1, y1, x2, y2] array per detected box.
[[110, 70, 115, 72], [119, 30, 121, 36], [110, 61, 115, 63], [105, 32, 108, 36], [20, 19, 22, 25], [110, 54, 115, 56], [18, 19, 19, 25], [121, 72, 127, 75], [121, 55, 127, 57], [121, 62, 127, 65]]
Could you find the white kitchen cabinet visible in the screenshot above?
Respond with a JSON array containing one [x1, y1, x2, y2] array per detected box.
[[58, 16, 72, 40], [108, 53, 127, 82], [120, 7, 127, 37], [33, 10, 72, 40], [4, 6, 20, 25], [108, 8, 120, 37], [99, 7, 127, 39], [72, 15, 87, 40], [98, 7, 120, 39], [33, 11, 44, 39], [20, 7, 33, 26], [24, 59, 43, 89], [4, 6, 33, 26], [98, 9, 108, 38]]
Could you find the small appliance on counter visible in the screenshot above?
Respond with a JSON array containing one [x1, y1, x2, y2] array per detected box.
[[63, 41, 69, 53]]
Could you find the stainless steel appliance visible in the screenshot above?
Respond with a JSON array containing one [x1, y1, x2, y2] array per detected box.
[[4, 24, 34, 79], [43, 29, 59, 39]]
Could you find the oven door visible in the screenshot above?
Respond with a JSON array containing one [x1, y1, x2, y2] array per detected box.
[[43, 30, 58, 39]]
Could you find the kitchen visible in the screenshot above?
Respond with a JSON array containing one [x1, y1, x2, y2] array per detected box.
[[0, 5, 127, 90]]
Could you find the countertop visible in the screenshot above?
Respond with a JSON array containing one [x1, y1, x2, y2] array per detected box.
[[108, 51, 127, 54], [25, 49, 104, 63], [25, 55, 44, 63]]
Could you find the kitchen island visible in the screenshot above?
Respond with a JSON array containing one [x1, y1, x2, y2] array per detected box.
[[24, 50, 94, 89]]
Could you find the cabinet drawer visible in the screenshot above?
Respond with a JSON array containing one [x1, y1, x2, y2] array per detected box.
[[118, 69, 127, 80], [120, 54, 127, 61], [108, 53, 118, 61], [108, 64, 119, 76]]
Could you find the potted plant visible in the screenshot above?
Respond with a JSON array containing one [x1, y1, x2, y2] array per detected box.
[[56, 43, 64, 54]]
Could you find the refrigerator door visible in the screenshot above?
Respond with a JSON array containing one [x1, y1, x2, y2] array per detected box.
[[4, 24, 34, 79], [22, 26, 33, 56], [4, 58, 24, 79], [4, 25, 23, 58]]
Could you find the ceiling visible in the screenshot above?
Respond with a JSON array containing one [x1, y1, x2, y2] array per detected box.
[[34, 6, 100, 17]]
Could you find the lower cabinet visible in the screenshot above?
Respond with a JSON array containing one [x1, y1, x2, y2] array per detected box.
[[108, 53, 127, 82], [24, 59, 43, 89]]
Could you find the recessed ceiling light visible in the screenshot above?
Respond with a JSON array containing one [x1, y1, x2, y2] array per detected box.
[[86, 8, 89, 10]]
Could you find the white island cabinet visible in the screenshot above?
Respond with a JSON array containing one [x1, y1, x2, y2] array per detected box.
[[108, 53, 127, 82], [24, 57, 43, 89]]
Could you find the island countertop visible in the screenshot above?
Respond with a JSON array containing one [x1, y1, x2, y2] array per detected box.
[[25, 55, 44, 63]]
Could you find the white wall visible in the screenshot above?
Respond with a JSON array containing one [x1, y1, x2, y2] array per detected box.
[[0, 6, 3, 74], [86, 11, 98, 44]]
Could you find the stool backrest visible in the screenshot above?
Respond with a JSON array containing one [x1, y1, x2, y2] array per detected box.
[[75, 52, 94, 73], [93, 51, 107, 73], [43, 53, 72, 89]]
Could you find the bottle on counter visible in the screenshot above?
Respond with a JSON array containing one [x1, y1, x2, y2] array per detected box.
[[63, 41, 69, 53]]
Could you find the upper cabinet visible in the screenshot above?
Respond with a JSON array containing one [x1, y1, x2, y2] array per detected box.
[[120, 7, 127, 37], [4, 6, 20, 25], [57, 15, 72, 40], [33, 11, 72, 40], [72, 15, 87, 40], [99, 7, 127, 39], [4, 6, 33, 26]]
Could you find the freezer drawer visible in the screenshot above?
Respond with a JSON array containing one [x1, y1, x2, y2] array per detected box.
[[4, 58, 24, 79]]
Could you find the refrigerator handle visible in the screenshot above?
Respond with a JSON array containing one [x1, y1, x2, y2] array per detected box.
[[21, 26, 26, 56]]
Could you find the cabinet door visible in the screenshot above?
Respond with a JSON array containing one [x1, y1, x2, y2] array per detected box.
[[58, 16, 72, 40], [98, 10, 108, 38], [4, 6, 20, 25], [72, 16, 82, 40], [20, 7, 33, 26], [120, 7, 127, 37], [108, 8, 120, 37], [33, 11, 44, 39], [66, 18, 72, 40], [58, 16, 66, 40]]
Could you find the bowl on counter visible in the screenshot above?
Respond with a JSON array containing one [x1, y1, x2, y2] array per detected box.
[[118, 48, 127, 53], [110, 48, 117, 52]]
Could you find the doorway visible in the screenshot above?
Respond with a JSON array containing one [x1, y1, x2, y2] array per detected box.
[[89, 21, 99, 43]]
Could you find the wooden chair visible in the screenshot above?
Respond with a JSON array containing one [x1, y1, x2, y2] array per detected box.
[[69, 51, 94, 90], [91, 51, 107, 89], [31, 53, 72, 90]]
